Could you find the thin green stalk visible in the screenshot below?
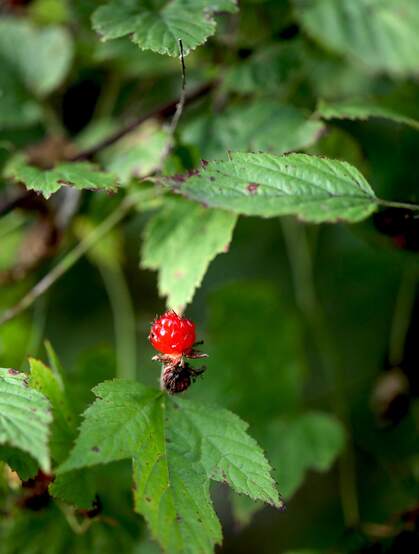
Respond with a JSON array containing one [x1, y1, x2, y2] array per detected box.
[[98, 264, 137, 381], [281, 218, 359, 528], [389, 265, 418, 367], [377, 199, 419, 212]]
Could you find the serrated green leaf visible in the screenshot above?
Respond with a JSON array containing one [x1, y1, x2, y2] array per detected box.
[[173, 153, 378, 223], [267, 412, 346, 498], [29, 358, 75, 463], [5, 157, 118, 199], [181, 101, 325, 160], [0, 368, 51, 472], [171, 397, 281, 506], [141, 198, 237, 311], [132, 398, 222, 554], [294, 0, 419, 76], [92, 0, 237, 57], [58, 379, 281, 554], [0, 17, 73, 97], [316, 99, 419, 131]]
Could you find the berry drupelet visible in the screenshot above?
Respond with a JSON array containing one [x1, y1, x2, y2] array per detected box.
[[149, 310, 196, 355], [149, 311, 207, 394]]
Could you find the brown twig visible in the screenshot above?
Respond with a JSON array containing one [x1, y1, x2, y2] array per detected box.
[[0, 81, 213, 217]]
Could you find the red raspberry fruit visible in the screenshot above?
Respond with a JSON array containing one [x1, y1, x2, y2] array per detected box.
[[149, 311, 196, 355]]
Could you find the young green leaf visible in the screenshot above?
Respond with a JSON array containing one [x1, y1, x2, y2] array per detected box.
[[5, 156, 118, 199], [29, 358, 75, 464], [92, 0, 238, 57], [294, 0, 419, 76], [181, 101, 325, 160], [316, 99, 419, 131], [173, 153, 378, 223], [58, 379, 281, 554], [0, 368, 52, 473], [141, 198, 237, 311]]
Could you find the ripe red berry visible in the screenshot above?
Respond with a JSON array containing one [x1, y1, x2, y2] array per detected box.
[[149, 311, 196, 355]]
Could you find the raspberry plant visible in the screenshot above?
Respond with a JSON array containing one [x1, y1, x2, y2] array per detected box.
[[0, 1, 419, 553]]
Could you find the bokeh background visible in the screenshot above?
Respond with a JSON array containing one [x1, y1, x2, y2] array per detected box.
[[1, 1, 419, 553]]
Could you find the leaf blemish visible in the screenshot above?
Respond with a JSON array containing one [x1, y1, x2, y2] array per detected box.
[[57, 179, 75, 186], [92, 446, 100, 453], [246, 183, 259, 194]]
